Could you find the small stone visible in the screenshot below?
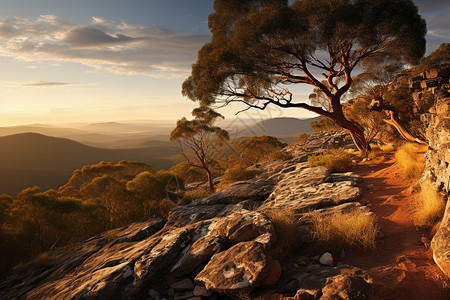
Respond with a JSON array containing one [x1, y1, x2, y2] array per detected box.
[[170, 278, 194, 291], [193, 285, 212, 297], [367, 183, 375, 190], [319, 252, 333, 266]]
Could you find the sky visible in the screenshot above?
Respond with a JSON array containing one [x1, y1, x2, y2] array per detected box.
[[0, 0, 448, 126]]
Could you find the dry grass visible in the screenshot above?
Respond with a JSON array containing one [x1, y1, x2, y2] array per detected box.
[[414, 181, 446, 226], [307, 148, 353, 172], [265, 209, 299, 251], [379, 143, 396, 153], [179, 188, 210, 205], [395, 143, 427, 179], [311, 209, 378, 251]]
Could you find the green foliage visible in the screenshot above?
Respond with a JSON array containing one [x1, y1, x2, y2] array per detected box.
[[61, 160, 154, 191], [183, 0, 426, 154], [169, 161, 207, 183], [222, 165, 263, 183], [0, 160, 186, 276], [307, 148, 353, 172], [126, 170, 183, 201]]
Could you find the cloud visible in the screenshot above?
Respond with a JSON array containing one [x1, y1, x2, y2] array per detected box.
[[62, 26, 146, 48], [0, 15, 209, 78], [21, 81, 75, 87]]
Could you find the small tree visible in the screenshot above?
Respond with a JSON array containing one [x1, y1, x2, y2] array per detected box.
[[182, 0, 426, 156], [170, 107, 229, 193]]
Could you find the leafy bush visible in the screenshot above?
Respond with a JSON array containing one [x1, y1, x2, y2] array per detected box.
[[169, 162, 205, 183], [307, 148, 353, 172], [297, 133, 309, 142], [414, 181, 446, 226], [394, 143, 427, 179], [268, 149, 292, 161], [311, 209, 378, 251], [222, 165, 262, 183]]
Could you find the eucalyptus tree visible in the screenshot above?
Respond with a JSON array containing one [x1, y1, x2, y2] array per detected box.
[[182, 0, 426, 155], [170, 107, 229, 193]]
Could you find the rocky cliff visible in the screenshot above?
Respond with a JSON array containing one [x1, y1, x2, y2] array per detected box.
[[0, 135, 375, 300], [410, 65, 450, 277]]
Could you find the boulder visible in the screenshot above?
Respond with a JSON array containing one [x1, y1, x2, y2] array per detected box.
[[431, 198, 450, 277], [291, 265, 374, 300], [195, 241, 279, 295]]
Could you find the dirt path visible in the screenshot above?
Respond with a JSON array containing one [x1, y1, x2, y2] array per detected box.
[[344, 154, 449, 300]]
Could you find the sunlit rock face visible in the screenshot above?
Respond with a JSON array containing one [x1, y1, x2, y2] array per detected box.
[[412, 65, 450, 278], [0, 133, 373, 299]]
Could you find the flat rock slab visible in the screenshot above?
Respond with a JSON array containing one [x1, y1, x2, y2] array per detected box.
[[260, 166, 361, 213]]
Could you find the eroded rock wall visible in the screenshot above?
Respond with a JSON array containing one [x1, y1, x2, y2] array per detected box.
[[410, 65, 450, 277]]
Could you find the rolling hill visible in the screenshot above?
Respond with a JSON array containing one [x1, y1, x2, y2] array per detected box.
[[0, 133, 180, 196], [236, 117, 318, 141]]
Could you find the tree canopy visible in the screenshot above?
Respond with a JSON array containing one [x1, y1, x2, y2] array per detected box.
[[182, 0, 426, 154]]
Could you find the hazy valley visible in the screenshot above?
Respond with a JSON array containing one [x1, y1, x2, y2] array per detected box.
[[0, 117, 316, 196]]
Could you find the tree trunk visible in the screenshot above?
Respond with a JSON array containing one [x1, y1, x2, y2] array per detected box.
[[340, 120, 369, 157], [370, 99, 428, 145], [204, 166, 215, 194]]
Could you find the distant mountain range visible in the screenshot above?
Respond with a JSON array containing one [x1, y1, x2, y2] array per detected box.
[[0, 117, 317, 196], [233, 117, 318, 142], [0, 133, 179, 196]]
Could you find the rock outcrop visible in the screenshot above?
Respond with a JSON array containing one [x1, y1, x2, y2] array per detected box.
[[0, 143, 373, 299], [411, 65, 450, 278]]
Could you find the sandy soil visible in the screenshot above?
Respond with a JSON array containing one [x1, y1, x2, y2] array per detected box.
[[345, 154, 450, 300]]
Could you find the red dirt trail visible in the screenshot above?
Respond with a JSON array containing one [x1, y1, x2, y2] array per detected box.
[[345, 154, 450, 300]]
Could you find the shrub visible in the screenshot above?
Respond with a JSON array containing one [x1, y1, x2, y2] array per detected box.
[[179, 188, 210, 205], [268, 149, 292, 161], [222, 165, 262, 183], [297, 133, 309, 142], [311, 209, 378, 251], [307, 148, 353, 172], [394, 143, 427, 179], [414, 181, 446, 226]]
